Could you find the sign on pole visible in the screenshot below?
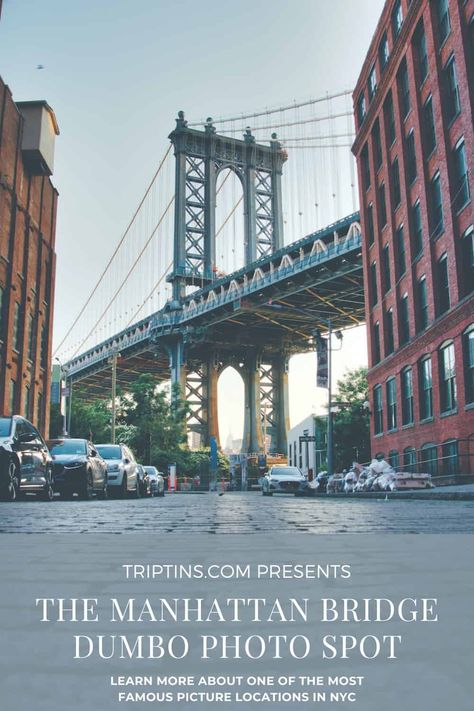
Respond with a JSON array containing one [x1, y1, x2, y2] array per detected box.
[[316, 331, 328, 388]]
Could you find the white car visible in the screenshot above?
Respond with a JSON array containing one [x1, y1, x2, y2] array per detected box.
[[95, 444, 140, 498], [262, 466, 306, 495], [143, 466, 165, 497]]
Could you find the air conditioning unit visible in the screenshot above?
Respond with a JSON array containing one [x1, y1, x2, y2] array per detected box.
[[16, 100, 59, 176]]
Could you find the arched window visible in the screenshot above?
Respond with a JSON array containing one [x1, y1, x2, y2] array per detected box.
[[420, 443, 438, 477], [463, 325, 474, 405], [403, 447, 417, 473], [388, 450, 399, 470], [442, 440, 458, 477]]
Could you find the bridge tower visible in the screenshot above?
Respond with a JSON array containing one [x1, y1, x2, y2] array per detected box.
[[165, 112, 288, 453]]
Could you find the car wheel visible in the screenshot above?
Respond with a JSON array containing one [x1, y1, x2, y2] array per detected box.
[[116, 475, 127, 499], [0, 460, 19, 501], [131, 478, 141, 499], [97, 480, 108, 500], [79, 472, 94, 501], [41, 484, 54, 502]]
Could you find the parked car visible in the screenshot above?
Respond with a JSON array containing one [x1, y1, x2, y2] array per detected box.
[[144, 466, 165, 497], [136, 464, 150, 497], [95, 443, 140, 498], [48, 438, 108, 500], [0, 416, 54, 501], [261, 465, 306, 495]]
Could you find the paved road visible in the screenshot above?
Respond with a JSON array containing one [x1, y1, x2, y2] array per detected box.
[[1, 491, 474, 533]]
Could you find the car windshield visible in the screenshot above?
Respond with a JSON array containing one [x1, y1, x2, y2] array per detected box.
[[0, 417, 12, 437], [271, 467, 302, 477], [144, 467, 157, 475], [50, 440, 86, 455], [96, 445, 121, 460]]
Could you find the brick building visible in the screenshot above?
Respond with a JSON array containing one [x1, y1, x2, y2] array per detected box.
[[352, 0, 474, 476], [0, 77, 59, 435]]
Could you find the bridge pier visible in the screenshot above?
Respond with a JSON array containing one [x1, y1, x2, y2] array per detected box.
[[242, 351, 263, 454]]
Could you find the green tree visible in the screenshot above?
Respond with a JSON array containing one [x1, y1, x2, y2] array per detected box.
[[69, 392, 111, 443], [331, 366, 370, 470], [49, 403, 64, 439], [121, 375, 188, 464]]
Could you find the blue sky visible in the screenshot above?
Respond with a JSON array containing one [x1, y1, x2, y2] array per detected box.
[[0, 0, 384, 440]]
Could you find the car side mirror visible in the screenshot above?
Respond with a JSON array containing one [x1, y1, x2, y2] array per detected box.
[[124, 458, 130, 464], [91, 449, 97, 457], [18, 431, 35, 443]]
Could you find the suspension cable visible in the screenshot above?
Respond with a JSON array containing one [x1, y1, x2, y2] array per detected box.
[[54, 144, 173, 357], [187, 89, 352, 126]]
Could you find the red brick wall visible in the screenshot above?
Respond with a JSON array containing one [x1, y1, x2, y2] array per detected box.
[[352, 0, 474, 470], [0, 76, 58, 436]]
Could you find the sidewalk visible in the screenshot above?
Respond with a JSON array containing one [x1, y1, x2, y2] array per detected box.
[[299, 482, 474, 502]]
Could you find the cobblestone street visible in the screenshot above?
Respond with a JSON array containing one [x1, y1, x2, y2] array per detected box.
[[1, 492, 474, 534]]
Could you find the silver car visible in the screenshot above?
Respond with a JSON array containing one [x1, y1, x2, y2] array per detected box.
[[143, 466, 165, 497], [95, 444, 140, 498], [262, 465, 306, 496]]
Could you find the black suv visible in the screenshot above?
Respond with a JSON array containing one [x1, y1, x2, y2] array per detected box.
[[0, 416, 54, 501]]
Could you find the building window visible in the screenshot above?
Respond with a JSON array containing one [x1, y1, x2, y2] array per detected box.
[[357, 92, 366, 128], [24, 386, 31, 419], [372, 120, 382, 171], [373, 321, 381, 364], [463, 325, 474, 405], [382, 244, 391, 293], [443, 56, 461, 124], [396, 224, 406, 276], [411, 201, 423, 257], [362, 143, 371, 191], [401, 367, 414, 425], [40, 323, 48, 369], [419, 356, 433, 420], [421, 444, 439, 476], [392, 0, 403, 38], [398, 59, 411, 118], [374, 385, 383, 435], [386, 377, 397, 431], [442, 440, 458, 476], [404, 447, 417, 473], [422, 96, 436, 157], [385, 308, 394, 356], [416, 276, 429, 332], [399, 294, 410, 345], [439, 341, 457, 413], [27, 314, 35, 362], [368, 65, 377, 102], [384, 92, 396, 145], [391, 157, 401, 207], [12, 303, 20, 352], [378, 182, 387, 227], [37, 392, 43, 431], [379, 32, 390, 71], [414, 21, 428, 84], [452, 138, 470, 213], [388, 450, 399, 469], [9, 379, 16, 415], [461, 226, 474, 296], [405, 130, 417, 184], [366, 202, 375, 246], [434, 0, 451, 46], [0, 285, 4, 340], [370, 261, 378, 307], [436, 254, 450, 316], [429, 172, 444, 238]]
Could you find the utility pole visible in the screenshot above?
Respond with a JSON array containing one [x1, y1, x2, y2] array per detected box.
[[327, 319, 333, 479], [110, 352, 119, 444]]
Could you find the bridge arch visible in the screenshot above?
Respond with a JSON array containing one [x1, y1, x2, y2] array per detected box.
[[218, 365, 245, 454], [214, 167, 245, 276]]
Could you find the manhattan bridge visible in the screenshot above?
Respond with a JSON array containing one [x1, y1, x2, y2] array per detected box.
[[56, 92, 365, 454]]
